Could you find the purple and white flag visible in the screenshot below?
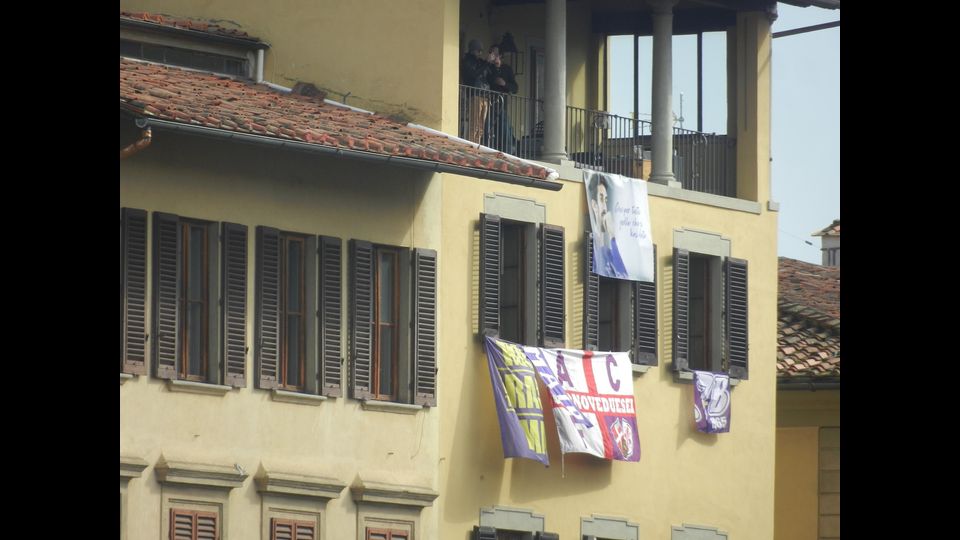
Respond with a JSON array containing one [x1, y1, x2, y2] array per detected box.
[[483, 336, 550, 465], [693, 370, 731, 433]]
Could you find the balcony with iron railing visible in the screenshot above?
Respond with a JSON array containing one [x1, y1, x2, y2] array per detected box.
[[458, 85, 737, 198]]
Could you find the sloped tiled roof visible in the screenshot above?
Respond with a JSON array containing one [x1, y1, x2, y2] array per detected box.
[[777, 257, 840, 379], [119, 58, 554, 183], [812, 219, 840, 237], [120, 11, 265, 44]]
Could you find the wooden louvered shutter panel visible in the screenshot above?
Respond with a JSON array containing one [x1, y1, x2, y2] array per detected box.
[[256, 226, 281, 390], [122, 208, 148, 374], [672, 248, 690, 372], [536, 533, 560, 540], [273, 519, 293, 540], [725, 257, 749, 380], [153, 212, 180, 379], [472, 526, 497, 540], [222, 223, 248, 387], [350, 240, 374, 400], [633, 244, 658, 365], [539, 224, 565, 348], [196, 512, 218, 540], [479, 214, 501, 337], [295, 523, 315, 540], [320, 236, 343, 397], [414, 248, 438, 406], [583, 233, 599, 350], [171, 509, 194, 540]]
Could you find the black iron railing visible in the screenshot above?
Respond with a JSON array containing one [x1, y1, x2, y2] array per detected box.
[[456, 89, 737, 197], [458, 85, 542, 160]]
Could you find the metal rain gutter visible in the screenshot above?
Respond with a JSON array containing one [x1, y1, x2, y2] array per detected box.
[[777, 377, 841, 391], [135, 117, 563, 191]]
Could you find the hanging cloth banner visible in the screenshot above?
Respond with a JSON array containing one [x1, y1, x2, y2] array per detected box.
[[483, 336, 551, 465], [583, 170, 654, 282], [530, 347, 640, 462], [483, 336, 640, 463], [693, 370, 731, 433]]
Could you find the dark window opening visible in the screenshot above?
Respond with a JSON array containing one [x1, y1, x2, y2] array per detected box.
[[373, 247, 400, 400], [500, 222, 525, 343], [688, 254, 712, 371], [120, 39, 247, 76], [598, 277, 619, 351], [280, 234, 306, 391], [180, 222, 209, 381]]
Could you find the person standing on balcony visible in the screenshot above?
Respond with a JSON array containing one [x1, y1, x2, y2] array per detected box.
[[461, 39, 494, 144], [487, 44, 518, 154]]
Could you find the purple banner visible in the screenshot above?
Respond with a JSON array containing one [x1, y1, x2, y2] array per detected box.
[[483, 336, 550, 465], [693, 370, 731, 433]]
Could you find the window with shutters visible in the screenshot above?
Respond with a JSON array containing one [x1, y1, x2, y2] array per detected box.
[[151, 212, 248, 387], [272, 517, 317, 540], [170, 508, 218, 540], [672, 243, 749, 380], [256, 227, 342, 397], [479, 213, 565, 348], [583, 235, 658, 365], [349, 241, 437, 406]]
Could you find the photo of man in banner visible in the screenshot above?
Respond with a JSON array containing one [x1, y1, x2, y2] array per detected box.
[[584, 170, 654, 282]]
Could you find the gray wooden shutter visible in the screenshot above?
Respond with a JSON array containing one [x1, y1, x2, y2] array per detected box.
[[672, 248, 690, 372], [413, 248, 438, 407], [472, 526, 497, 540], [539, 224, 565, 348], [121, 208, 147, 375], [479, 214, 501, 337], [319, 236, 343, 397], [153, 212, 180, 379], [583, 232, 599, 350], [256, 226, 281, 390], [725, 257, 749, 380], [350, 240, 374, 400], [633, 244, 658, 365], [221, 223, 248, 387]]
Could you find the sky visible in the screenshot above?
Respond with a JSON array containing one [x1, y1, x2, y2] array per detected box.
[[606, 3, 840, 265]]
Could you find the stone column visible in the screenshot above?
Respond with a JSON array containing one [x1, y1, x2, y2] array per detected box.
[[542, 0, 567, 163], [649, 0, 680, 187]]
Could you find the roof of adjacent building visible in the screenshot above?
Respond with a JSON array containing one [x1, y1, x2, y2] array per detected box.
[[777, 257, 840, 380], [120, 11, 266, 45], [812, 219, 840, 237], [119, 58, 556, 185]]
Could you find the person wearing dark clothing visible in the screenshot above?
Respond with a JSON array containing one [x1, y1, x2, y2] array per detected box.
[[461, 39, 493, 144], [485, 45, 519, 153]]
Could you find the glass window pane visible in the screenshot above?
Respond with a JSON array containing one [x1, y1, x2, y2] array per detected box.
[[187, 302, 204, 375], [378, 252, 395, 323], [379, 326, 394, 395], [287, 314, 301, 386], [287, 240, 302, 312]]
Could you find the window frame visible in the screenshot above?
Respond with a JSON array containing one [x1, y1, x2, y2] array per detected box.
[[373, 246, 401, 401], [279, 233, 308, 392], [153, 212, 239, 386], [671, 229, 748, 380], [179, 220, 212, 382]]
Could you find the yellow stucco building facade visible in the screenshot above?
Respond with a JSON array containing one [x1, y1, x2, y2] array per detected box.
[[120, 2, 789, 539]]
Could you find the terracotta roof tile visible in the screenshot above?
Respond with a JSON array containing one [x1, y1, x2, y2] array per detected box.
[[120, 11, 265, 43], [119, 58, 555, 184], [777, 257, 840, 379]]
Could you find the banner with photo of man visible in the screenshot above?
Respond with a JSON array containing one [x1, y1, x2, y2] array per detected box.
[[583, 170, 654, 282]]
